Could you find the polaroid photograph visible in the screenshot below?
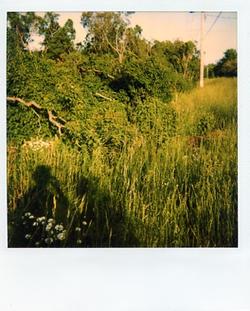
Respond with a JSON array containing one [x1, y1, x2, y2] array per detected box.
[[0, 0, 250, 311], [6, 10, 237, 248]]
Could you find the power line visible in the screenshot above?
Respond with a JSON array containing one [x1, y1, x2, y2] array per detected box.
[[189, 12, 236, 18], [206, 14, 236, 20], [204, 12, 222, 37]]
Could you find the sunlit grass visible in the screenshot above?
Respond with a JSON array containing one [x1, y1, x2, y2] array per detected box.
[[8, 78, 237, 247]]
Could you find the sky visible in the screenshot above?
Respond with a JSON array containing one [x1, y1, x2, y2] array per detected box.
[[29, 11, 237, 65]]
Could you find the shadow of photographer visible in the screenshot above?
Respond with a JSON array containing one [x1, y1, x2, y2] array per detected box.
[[9, 165, 69, 247]]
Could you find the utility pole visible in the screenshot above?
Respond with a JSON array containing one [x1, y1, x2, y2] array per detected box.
[[200, 12, 205, 88]]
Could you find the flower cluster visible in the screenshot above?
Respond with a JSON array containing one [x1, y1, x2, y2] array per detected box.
[[21, 212, 67, 247], [18, 212, 91, 247]]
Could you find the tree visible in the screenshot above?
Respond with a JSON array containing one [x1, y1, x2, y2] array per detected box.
[[123, 25, 150, 60], [214, 49, 237, 77], [151, 40, 199, 80], [39, 12, 76, 59], [7, 12, 40, 52], [205, 64, 215, 78], [81, 12, 128, 63], [81, 12, 148, 63]]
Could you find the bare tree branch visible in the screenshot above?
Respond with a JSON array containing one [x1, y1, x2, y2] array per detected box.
[[95, 92, 113, 101], [7, 96, 65, 136], [47, 110, 65, 136], [7, 96, 42, 109]]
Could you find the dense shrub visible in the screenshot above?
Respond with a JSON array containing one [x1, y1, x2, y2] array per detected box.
[[133, 97, 177, 143], [7, 12, 201, 150], [196, 112, 216, 135], [7, 50, 184, 149]]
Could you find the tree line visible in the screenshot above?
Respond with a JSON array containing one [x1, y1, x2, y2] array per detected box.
[[7, 12, 237, 148]]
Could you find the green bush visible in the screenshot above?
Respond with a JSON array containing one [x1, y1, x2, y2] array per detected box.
[[110, 57, 177, 103], [134, 96, 176, 143], [196, 112, 216, 135]]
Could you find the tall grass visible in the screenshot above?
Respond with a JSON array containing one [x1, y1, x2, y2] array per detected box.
[[8, 78, 237, 247]]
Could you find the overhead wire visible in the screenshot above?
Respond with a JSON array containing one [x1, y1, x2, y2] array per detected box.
[[207, 15, 236, 19], [206, 12, 236, 19], [204, 12, 222, 38]]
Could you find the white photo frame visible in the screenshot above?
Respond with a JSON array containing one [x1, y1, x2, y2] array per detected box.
[[0, 1, 249, 311]]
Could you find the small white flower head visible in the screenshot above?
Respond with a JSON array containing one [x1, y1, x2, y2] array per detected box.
[[82, 221, 88, 226], [29, 215, 35, 219], [55, 224, 64, 232], [22, 221, 27, 225], [35, 242, 40, 247], [33, 222, 38, 227], [37, 216, 46, 223], [25, 234, 31, 240], [57, 232, 66, 241], [48, 218, 54, 224], [46, 223, 53, 231], [76, 239, 82, 245], [45, 238, 53, 244], [75, 227, 81, 232], [25, 212, 31, 217]]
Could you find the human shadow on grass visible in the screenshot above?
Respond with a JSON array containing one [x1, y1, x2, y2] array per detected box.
[[8, 165, 69, 247], [68, 174, 140, 247]]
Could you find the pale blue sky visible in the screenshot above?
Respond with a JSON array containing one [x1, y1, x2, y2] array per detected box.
[[30, 11, 237, 65]]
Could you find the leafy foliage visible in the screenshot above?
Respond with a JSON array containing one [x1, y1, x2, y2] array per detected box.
[[152, 40, 200, 81], [39, 13, 76, 59], [7, 12, 40, 51], [196, 112, 216, 135], [214, 49, 237, 77], [133, 97, 176, 143], [7, 12, 199, 149]]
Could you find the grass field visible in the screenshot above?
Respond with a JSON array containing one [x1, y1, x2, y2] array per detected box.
[[7, 78, 237, 247]]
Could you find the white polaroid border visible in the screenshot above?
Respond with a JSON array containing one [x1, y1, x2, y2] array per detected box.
[[0, 1, 250, 311]]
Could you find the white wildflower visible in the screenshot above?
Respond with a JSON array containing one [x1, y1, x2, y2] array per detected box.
[[82, 221, 88, 226], [48, 218, 54, 223], [37, 216, 46, 222], [46, 223, 53, 231], [75, 227, 81, 232], [25, 212, 31, 217], [76, 239, 82, 245], [25, 234, 31, 239], [33, 222, 38, 227], [35, 242, 40, 247], [55, 224, 64, 232], [57, 232, 66, 241], [29, 215, 35, 219]]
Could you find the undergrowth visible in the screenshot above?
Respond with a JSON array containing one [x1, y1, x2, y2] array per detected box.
[[8, 78, 237, 247]]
